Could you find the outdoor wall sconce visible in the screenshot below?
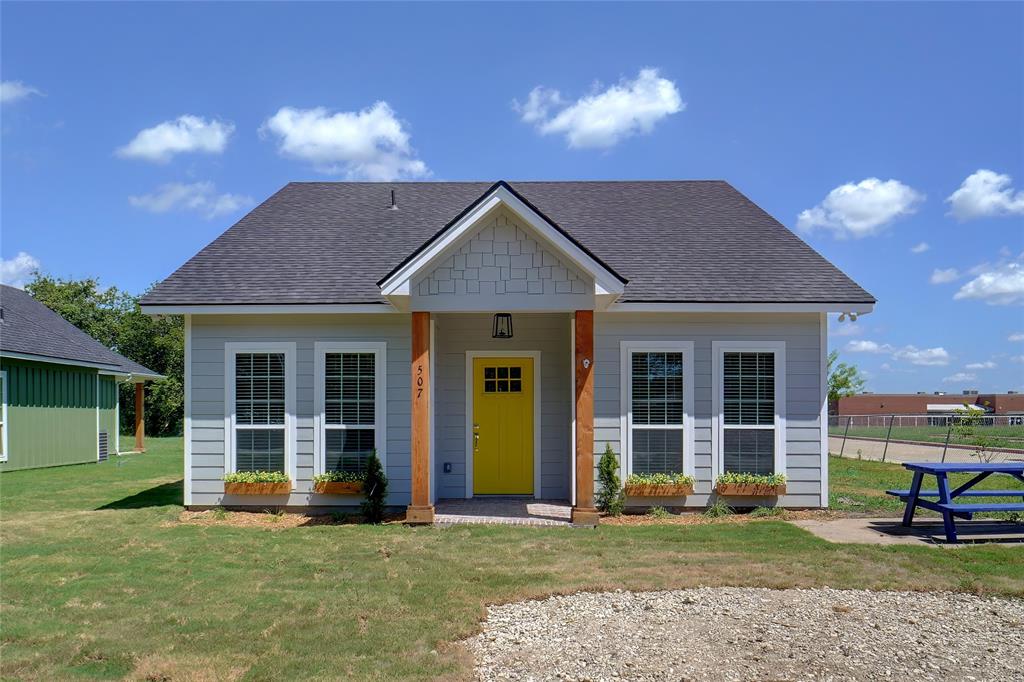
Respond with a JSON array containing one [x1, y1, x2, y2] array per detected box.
[[492, 313, 513, 339]]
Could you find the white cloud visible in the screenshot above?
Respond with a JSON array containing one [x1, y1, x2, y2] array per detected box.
[[116, 115, 234, 163], [0, 80, 42, 104], [128, 182, 253, 219], [260, 102, 429, 181], [515, 87, 563, 124], [845, 340, 893, 354], [1009, 332, 1024, 342], [910, 242, 930, 254], [1012, 355, 1024, 364], [516, 68, 684, 149], [0, 253, 38, 286], [929, 268, 960, 284], [797, 178, 924, 238], [942, 372, 977, 384], [829, 322, 863, 338], [965, 361, 996, 370], [954, 258, 1024, 305], [846, 338, 951, 367], [946, 169, 1024, 221], [893, 346, 950, 366], [1, 251, 41, 288]]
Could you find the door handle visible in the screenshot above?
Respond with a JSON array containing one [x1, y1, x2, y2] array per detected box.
[[472, 424, 480, 449]]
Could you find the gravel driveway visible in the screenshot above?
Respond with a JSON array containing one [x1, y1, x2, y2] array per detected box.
[[465, 587, 1023, 681]]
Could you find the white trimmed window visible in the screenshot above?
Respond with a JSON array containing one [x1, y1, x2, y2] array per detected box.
[[315, 342, 387, 476], [713, 341, 786, 476], [224, 343, 296, 481], [620, 341, 695, 478]]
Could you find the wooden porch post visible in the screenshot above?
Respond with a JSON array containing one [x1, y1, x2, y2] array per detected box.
[[407, 311, 435, 524], [572, 310, 599, 526], [134, 382, 146, 453]]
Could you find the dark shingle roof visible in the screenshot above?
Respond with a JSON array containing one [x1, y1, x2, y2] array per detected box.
[[141, 181, 874, 306], [0, 285, 162, 377]]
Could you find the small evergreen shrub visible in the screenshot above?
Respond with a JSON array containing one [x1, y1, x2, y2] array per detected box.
[[361, 451, 388, 524], [595, 444, 625, 516], [222, 471, 290, 483], [703, 500, 735, 518]]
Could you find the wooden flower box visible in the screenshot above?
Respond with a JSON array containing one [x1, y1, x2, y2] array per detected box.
[[314, 481, 363, 495], [715, 483, 786, 497], [624, 483, 694, 497], [223, 481, 292, 496]]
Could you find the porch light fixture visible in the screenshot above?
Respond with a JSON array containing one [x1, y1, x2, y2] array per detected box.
[[492, 313, 513, 339]]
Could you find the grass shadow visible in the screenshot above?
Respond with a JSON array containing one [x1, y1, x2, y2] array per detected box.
[[97, 480, 183, 510]]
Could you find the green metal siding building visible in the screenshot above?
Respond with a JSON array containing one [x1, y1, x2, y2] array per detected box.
[[0, 285, 161, 471]]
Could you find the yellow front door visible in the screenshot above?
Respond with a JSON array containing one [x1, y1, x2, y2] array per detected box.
[[472, 357, 534, 495]]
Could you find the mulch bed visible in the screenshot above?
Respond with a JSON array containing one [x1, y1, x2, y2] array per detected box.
[[176, 509, 405, 529], [601, 509, 841, 526]]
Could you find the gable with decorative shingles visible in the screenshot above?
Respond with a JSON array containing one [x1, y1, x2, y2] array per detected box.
[[412, 208, 591, 309]]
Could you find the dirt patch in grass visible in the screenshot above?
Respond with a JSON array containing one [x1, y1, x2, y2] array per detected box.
[[176, 509, 407, 529]]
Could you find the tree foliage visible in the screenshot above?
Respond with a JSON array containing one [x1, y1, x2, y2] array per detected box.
[[25, 274, 184, 436], [827, 350, 865, 403]]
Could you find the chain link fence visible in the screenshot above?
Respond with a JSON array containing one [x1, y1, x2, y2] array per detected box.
[[828, 414, 1024, 463]]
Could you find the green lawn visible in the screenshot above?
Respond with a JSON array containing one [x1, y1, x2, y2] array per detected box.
[[2, 439, 1022, 681], [829, 455, 1024, 515]]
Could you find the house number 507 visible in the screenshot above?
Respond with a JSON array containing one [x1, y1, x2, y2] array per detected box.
[[416, 364, 424, 399]]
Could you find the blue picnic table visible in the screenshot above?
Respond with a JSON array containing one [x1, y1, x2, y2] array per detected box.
[[886, 462, 1024, 543]]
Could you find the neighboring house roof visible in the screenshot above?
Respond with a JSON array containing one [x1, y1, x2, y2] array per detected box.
[[0, 284, 162, 379], [140, 180, 875, 307]]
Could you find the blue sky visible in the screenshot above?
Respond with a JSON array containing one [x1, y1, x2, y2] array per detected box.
[[2, 2, 1022, 392]]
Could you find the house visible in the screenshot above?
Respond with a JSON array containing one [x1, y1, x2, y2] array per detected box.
[[0, 285, 163, 471], [140, 180, 875, 523]]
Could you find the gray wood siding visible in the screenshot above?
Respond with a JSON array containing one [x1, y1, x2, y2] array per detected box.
[[189, 314, 411, 507], [433, 313, 571, 499], [187, 311, 824, 509], [594, 312, 825, 508]]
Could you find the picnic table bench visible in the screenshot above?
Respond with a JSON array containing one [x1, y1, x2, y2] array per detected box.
[[885, 462, 1024, 543]]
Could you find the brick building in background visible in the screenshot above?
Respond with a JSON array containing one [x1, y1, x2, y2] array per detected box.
[[834, 390, 1024, 417]]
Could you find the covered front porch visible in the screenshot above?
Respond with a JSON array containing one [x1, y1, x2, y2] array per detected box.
[[406, 309, 599, 526]]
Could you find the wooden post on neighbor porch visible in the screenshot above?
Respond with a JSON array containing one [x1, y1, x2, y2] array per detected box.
[[406, 311, 435, 524], [572, 310, 600, 526], [134, 382, 146, 453]]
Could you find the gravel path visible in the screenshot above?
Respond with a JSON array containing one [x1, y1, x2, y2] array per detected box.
[[465, 587, 1024, 681]]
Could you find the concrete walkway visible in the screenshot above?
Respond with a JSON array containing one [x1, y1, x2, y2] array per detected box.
[[792, 517, 1024, 545], [434, 497, 571, 527]]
